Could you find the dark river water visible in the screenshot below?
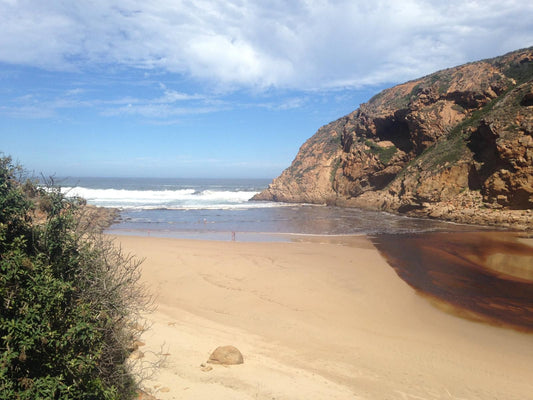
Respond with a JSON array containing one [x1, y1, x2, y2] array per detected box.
[[371, 231, 533, 332]]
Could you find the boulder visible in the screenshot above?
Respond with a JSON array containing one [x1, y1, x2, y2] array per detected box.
[[207, 345, 244, 365]]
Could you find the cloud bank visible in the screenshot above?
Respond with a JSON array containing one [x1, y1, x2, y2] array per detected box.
[[0, 0, 532, 90]]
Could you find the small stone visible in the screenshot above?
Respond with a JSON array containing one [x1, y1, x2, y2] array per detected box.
[[207, 345, 244, 365]]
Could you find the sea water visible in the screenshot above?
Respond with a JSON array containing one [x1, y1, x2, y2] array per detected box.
[[58, 177, 478, 241]]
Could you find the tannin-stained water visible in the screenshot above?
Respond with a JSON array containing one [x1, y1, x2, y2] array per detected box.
[[371, 232, 533, 332]]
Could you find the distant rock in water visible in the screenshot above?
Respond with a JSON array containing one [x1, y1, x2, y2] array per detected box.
[[253, 47, 533, 230]]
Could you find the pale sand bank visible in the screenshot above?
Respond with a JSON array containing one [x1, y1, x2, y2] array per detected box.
[[114, 235, 533, 400]]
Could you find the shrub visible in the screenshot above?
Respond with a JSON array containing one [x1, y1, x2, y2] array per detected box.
[[0, 156, 149, 399], [364, 140, 398, 165]]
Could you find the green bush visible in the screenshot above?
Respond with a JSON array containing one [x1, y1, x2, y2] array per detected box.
[[0, 156, 148, 399], [364, 140, 398, 165]]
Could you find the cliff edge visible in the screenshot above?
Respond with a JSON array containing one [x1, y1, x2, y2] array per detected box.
[[253, 48, 533, 229]]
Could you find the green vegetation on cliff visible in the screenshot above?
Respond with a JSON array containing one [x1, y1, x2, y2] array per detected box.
[[364, 140, 398, 165], [0, 156, 148, 399]]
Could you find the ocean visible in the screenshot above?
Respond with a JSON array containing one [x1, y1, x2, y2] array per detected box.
[[58, 177, 477, 241]]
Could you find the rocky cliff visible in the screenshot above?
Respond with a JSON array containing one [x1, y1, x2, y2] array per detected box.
[[253, 48, 533, 229]]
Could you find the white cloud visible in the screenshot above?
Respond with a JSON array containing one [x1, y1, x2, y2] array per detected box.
[[65, 88, 85, 96], [0, 0, 532, 90], [0, 84, 213, 120], [101, 103, 219, 118], [256, 96, 309, 111], [1, 89, 95, 119], [155, 89, 203, 103]]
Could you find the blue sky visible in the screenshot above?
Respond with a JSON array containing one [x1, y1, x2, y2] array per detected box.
[[1, 1, 532, 179]]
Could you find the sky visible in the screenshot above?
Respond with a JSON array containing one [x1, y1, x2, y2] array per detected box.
[[1, 1, 532, 179]]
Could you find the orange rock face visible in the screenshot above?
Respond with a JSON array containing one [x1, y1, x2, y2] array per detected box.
[[253, 47, 533, 230]]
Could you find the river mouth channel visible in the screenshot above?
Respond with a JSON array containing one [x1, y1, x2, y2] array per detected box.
[[371, 231, 533, 332]]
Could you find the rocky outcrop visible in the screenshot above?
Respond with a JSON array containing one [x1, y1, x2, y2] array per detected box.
[[30, 193, 119, 233], [253, 47, 533, 230]]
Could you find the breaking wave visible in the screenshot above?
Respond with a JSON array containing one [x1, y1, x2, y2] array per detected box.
[[61, 186, 282, 210]]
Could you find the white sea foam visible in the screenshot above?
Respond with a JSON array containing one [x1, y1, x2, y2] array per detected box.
[[61, 186, 281, 210]]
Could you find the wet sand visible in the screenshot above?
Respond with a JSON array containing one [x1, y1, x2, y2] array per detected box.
[[116, 234, 533, 400]]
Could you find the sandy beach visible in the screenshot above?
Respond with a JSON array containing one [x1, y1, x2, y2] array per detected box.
[[115, 235, 533, 400]]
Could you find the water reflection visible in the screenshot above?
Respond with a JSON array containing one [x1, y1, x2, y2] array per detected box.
[[111, 204, 483, 238]]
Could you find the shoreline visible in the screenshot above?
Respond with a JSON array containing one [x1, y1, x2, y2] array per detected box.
[[104, 216, 500, 243], [115, 233, 533, 400], [105, 228, 377, 243], [102, 196, 531, 245]]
